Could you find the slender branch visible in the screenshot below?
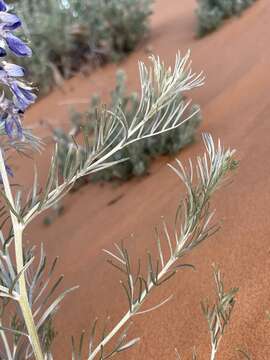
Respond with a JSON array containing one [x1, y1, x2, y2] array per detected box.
[[88, 258, 175, 360], [22, 140, 124, 226], [201, 266, 238, 360], [0, 150, 44, 360]]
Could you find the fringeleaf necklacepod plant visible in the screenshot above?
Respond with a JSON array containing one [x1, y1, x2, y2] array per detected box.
[[0, 1, 238, 359]]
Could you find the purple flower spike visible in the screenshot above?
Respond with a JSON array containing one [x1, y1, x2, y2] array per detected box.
[[5, 33, 32, 57], [0, 0, 36, 144]]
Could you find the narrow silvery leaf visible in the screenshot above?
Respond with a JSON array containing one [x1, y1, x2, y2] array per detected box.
[[116, 337, 140, 353]]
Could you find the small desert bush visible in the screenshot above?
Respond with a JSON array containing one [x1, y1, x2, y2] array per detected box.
[[13, 0, 153, 94], [53, 70, 201, 183], [0, 1, 239, 359], [196, 0, 256, 36]]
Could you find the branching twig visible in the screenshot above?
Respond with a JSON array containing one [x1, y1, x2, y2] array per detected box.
[[201, 266, 238, 360], [83, 134, 237, 359]]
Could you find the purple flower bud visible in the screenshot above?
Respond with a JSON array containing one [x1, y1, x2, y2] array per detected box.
[[0, 98, 23, 138], [5, 33, 32, 57], [4, 114, 23, 138], [11, 81, 37, 111], [0, 1, 7, 12], [0, 12, 21, 30], [0, 47, 6, 56], [2, 62, 25, 77]]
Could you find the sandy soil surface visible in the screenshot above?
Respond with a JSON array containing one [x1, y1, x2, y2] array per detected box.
[[13, 0, 270, 358]]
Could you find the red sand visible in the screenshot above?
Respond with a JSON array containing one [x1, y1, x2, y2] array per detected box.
[[15, 0, 270, 358]]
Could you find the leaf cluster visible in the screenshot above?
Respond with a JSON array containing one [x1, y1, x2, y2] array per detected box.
[[54, 69, 201, 185], [201, 266, 238, 359], [176, 266, 238, 360]]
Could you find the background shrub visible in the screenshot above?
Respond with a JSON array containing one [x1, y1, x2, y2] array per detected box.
[[53, 70, 202, 184], [196, 0, 256, 36], [13, 0, 153, 94]]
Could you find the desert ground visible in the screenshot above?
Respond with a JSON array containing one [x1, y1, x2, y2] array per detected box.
[[14, 0, 270, 358]]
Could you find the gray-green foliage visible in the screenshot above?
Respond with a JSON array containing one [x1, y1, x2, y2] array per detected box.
[[196, 0, 256, 36], [14, 0, 153, 94], [53, 70, 201, 184]]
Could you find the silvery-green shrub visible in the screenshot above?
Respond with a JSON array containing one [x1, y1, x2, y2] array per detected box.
[[196, 0, 256, 36], [13, 0, 153, 93]]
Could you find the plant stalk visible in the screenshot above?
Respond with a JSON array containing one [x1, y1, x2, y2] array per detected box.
[[210, 347, 217, 360], [0, 150, 44, 360]]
